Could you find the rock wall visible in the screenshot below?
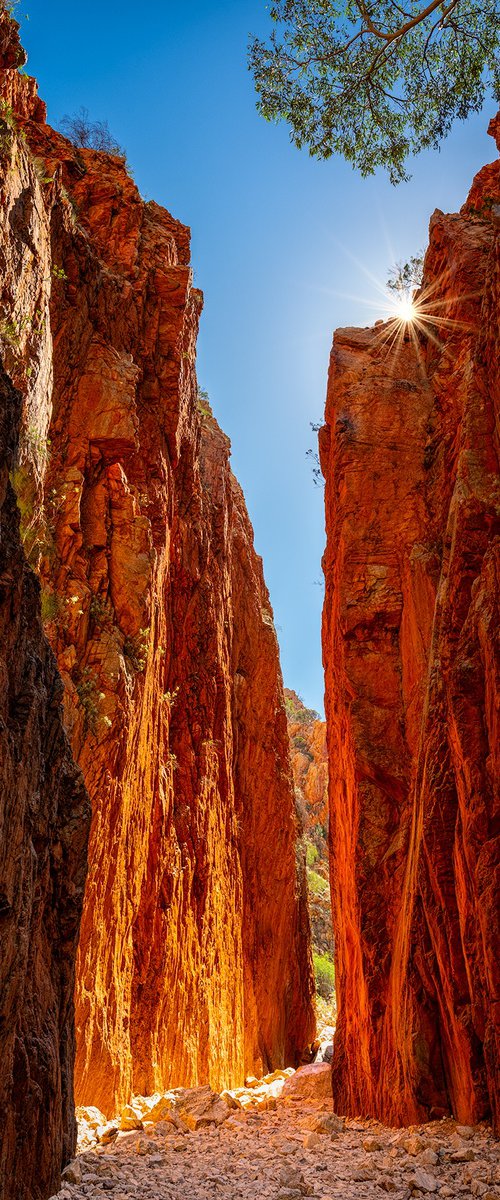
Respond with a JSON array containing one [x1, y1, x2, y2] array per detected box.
[[285, 689, 328, 834], [321, 119, 500, 1128], [0, 353, 89, 1198], [0, 10, 314, 1124], [0, 21, 90, 1200], [284, 690, 333, 964]]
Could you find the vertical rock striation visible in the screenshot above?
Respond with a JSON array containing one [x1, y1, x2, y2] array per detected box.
[[321, 119, 500, 1128], [0, 350, 89, 1200], [0, 9, 314, 1125], [0, 18, 90, 1200], [285, 690, 333, 965]]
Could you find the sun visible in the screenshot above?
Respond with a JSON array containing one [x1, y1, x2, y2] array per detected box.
[[394, 293, 417, 323]]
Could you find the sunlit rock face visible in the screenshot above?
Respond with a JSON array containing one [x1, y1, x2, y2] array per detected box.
[[285, 689, 328, 834], [0, 19, 90, 1200], [321, 121, 500, 1130], [0, 11, 315, 1125]]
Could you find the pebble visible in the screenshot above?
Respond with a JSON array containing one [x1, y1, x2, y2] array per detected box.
[[48, 1085, 499, 1200]]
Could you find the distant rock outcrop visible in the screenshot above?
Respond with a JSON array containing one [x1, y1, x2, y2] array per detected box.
[[284, 690, 334, 1013], [321, 118, 500, 1129]]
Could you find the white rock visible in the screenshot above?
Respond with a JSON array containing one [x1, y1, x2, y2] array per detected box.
[[76, 1105, 107, 1131]]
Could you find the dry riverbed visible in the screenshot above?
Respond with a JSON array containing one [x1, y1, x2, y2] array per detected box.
[[52, 1066, 499, 1200]]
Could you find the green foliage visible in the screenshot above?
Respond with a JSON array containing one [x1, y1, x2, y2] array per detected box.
[[307, 867, 329, 897], [76, 667, 103, 736], [89, 594, 111, 628], [10, 462, 53, 567], [0, 101, 17, 131], [32, 156, 54, 184], [0, 306, 47, 356], [0, 318, 21, 349], [249, 0, 500, 183], [40, 587, 61, 625], [197, 386, 213, 419], [51, 264, 67, 282], [60, 185, 80, 221], [306, 841, 319, 867], [285, 691, 320, 724], [123, 627, 150, 673], [293, 733, 314, 759], [313, 951, 335, 1001], [387, 254, 424, 296]]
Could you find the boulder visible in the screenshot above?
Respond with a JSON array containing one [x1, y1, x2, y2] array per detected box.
[[281, 1063, 332, 1102], [173, 1085, 232, 1130]]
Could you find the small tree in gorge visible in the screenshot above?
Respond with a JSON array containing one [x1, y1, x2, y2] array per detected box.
[[387, 253, 424, 298], [249, 0, 500, 183], [59, 106, 124, 156]]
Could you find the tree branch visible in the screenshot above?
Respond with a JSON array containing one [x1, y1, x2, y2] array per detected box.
[[354, 0, 462, 42]]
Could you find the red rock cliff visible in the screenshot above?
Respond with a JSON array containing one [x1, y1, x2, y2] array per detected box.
[[0, 297, 90, 1200], [321, 120, 500, 1128], [0, 22, 90, 1200], [0, 11, 314, 1122]]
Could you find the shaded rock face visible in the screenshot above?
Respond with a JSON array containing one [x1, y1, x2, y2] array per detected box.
[[0, 365, 90, 1198], [0, 18, 90, 1200], [0, 10, 314, 1124], [321, 122, 500, 1129]]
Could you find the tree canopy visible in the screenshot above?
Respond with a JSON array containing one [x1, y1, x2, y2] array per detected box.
[[249, 0, 500, 182]]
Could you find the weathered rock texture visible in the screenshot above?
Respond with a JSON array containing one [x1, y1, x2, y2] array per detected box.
[[285, 689, 328, 835], [0, 21, 90, 1200], [0, 295, 89, 1198], [321, 118, 500, 1129], [285, 689, 332, 962], [0, 10, 314, 1125]]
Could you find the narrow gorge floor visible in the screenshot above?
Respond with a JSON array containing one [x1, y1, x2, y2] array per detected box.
[[52, 1090, 499, 1200]]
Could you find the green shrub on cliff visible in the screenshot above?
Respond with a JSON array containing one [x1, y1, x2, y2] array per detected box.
[[60, 106, 122, 154], [313, 951, 335, 1001], [307, 867, 329, 897]]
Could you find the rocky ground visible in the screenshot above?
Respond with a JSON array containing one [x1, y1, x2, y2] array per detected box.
[[51, 1066, 499, 1200]]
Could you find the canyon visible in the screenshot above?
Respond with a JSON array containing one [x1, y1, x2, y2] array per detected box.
[[0, 10, 314, 1198], [321, 116, 500, 1132], [0, 6, 499, 1200]]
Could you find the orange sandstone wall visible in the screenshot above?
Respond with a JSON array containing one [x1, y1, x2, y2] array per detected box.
[[284, 689, 328, 835], [321, 119, 500, 1128], [0, 12, 314, 1121], [0, 22, 90, 1200]]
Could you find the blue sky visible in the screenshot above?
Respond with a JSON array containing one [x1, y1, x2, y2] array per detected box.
[[19, 1, 496, 715]]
